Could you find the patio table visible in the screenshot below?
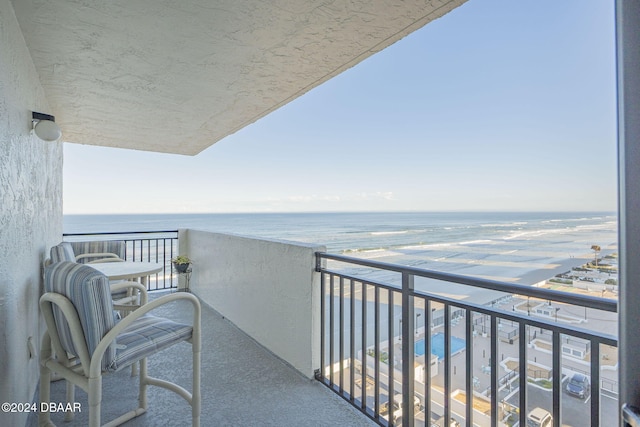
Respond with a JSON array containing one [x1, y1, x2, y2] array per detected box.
[[89, 261, 163, 286]]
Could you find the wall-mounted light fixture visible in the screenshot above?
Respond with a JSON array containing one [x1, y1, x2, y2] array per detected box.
[[32, 111, 62, 142]]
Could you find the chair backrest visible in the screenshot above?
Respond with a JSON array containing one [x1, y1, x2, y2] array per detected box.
[[43, 262, 117, 371], [50, 242, 76, 263], [71, 240, 126, 263]]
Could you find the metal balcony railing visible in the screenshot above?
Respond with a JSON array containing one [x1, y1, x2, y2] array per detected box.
[[315, 252, 618, 427], [63, 230, 179, 290]]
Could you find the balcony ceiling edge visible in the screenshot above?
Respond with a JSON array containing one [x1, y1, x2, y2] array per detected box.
[[11, 0, 466, 155]]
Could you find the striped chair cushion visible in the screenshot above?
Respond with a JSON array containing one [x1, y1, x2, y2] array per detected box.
[[111, 288, 130, 300], [108, 315, 193, 372], [50, 242, 76, 263], [71, 241, 126, 263], [44, 262, 117, 371]]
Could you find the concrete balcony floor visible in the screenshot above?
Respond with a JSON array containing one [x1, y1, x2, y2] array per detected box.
[[29, 291, 375, 427]]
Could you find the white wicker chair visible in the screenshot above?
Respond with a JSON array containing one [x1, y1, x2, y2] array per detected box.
[[39, 262, 201, 427]]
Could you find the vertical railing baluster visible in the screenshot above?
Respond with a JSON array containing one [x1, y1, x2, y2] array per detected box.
[[374, 286, 380, 420], [320, 270, 325, 384], [361, 282, 367, 412], [519, 322, 527, 427], [169, 237, 174, 287], [491, 315, 498, 427], [329, 274, 335, 388], [154, 240, 159, 288], [401, 272, 415, 426], [339, 277, 345, 393], [160, 238, 163, 289], [387, 290, 395, 425], [553, 331, 561, 427], [465, 308, 473, 427], [350, 278, 356, 403], [591, 339, 600, 427], [163, 238, 168, 289], [425, 298, 432, 427], [444, 304, 451, 425]]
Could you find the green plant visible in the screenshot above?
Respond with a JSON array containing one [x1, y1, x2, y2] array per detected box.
[[366, 349, 389, 364], [171, 255, 192, 265], [527, 378, 553, 389], [549, 278, 572, 285]]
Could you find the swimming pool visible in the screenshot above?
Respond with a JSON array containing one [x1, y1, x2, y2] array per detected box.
[[415, 333, 466, 360]]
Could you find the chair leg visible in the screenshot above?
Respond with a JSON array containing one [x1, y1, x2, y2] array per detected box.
[[138, 358, 148, 411], [39, 363, 52, 427], [64, 379, 75, 421], [193, 348, 201, 427], [39, 333, 54, 427], [88, 375, 102, 427]]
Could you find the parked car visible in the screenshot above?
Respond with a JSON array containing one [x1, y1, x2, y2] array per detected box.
[[527, 407, 552, 427], [566, 373, 591, 399], [431, 414, 461, 427], [380, 394, 421, 424]]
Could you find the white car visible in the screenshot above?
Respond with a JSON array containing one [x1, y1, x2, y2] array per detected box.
[[527, 407, 552, 427], [431, 415, 461, 427], [380, 394, 421, 423]]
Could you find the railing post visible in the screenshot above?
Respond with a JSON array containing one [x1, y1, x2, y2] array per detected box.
[[401, 272, 415, 426]]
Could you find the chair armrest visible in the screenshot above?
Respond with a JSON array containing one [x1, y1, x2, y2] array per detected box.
[[110, 281, 148, 305], [89, 293, 201, 377], [40, 293, 93, 373], [76, 253, 124, 263]]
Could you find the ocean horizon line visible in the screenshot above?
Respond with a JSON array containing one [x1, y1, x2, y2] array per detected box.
[[64, 209, 617, 217]]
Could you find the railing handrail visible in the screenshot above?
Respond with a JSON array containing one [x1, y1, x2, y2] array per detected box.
[[63, 230, 178, 237], [316, 252, 618, 313]]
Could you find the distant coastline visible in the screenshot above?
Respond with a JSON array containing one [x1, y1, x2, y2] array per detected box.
[[64, 211, 617, 288]]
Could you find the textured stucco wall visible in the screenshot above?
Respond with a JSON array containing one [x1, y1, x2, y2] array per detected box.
[[0, 1, 63, 425], [180, 229, 325, 378]]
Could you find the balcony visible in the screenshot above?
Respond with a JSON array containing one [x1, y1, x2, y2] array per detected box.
[[29, 281, 375, 426], [38, 229, 618, 426]]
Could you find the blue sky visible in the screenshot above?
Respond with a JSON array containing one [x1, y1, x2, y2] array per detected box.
[[64, 0, 617, 214]]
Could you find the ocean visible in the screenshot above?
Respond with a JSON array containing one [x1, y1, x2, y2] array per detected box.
[[64, 211, 617, 286]]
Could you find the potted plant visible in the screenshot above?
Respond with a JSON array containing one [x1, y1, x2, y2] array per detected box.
[[172, 255, 192, 273]]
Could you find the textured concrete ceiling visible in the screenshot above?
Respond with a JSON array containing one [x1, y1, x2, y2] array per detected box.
[[12, 0, 465, 155]]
